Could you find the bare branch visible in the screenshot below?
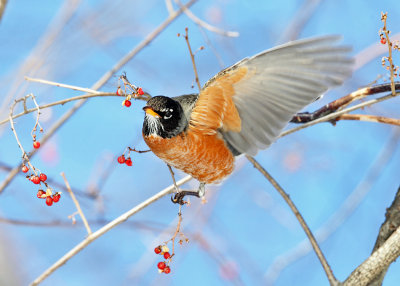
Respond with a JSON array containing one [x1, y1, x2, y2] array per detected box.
[[368, 186, 400, 286], [282, 91, 399, 139], [336, 114, 400, 126], [380, 12, 397, 96], [174, 0, 239, 37], [183, 27, 202, 91], [60, 172, 92, 235], [278, 0, 322, 43], [290, 83, 400, 124], [0, 92, 117, 126], [25, 76, 101, 94]]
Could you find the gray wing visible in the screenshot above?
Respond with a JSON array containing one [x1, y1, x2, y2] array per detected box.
[[220, 35, 353, 156]]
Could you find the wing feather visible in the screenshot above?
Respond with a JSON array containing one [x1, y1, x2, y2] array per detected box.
[[189, 35, 353, 155]]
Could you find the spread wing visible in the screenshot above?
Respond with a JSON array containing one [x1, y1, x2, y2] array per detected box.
[[189, 35, 353, 156]]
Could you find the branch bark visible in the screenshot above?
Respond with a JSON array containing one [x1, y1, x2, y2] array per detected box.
[[367, 186, 400, 286], [344, 186, 400, 286]]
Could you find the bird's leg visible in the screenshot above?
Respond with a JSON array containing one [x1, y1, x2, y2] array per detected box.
[[171, 183, 206, 205], [166, 165, 206, 205], [167, 164, 180, 193]]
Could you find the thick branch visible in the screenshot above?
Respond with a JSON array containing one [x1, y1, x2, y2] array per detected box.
[[290, 82, 400, 124], [367, 186, 400, 286], [344, 220, 400, 286]]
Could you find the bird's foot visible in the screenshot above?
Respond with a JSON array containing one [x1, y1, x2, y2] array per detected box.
[[171, 183, 205, 205]]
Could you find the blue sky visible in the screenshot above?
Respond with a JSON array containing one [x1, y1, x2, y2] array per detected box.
[[0, 0, 400, 285]]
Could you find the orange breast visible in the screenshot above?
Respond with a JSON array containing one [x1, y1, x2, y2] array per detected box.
[[143, 131, 234, 184]]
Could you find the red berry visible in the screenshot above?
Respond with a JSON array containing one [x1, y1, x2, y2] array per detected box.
[[137, 87, 144, 95], [163, 252, 171, 259], [37, 190, 46, 199], [381, 38, 387, 44], [116, 87, 123, 96], [53, 193, 61, 203], [117, 155, 125, 164], [157, 261, 166, 270], [31, 176, 40, 184], [46, 196, 53, 206], [33, 141, 41, 149], [125, 158, 132, 166], [154, 246, 162, 254], [22, 165, 29, 173], [164, 266, 171, 274], [124, 100, 132, 107], [39, 173, 47, 182]]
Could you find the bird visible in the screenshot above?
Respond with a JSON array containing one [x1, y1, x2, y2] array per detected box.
[[142, 36, 353, 204]]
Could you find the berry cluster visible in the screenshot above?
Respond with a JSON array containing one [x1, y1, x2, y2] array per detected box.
[[22, 164, 61, 206], [154, 245, 172, 274], [117, 155, 132, 166], [117, 85, 144, 109], [379, 12, 400, 77], [37, 189, 61, 206]]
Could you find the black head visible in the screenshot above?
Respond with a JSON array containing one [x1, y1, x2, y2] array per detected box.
[[142, 96, 187, 138]]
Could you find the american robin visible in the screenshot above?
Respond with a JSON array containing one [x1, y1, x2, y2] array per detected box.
[[142, 36, 352, 203]]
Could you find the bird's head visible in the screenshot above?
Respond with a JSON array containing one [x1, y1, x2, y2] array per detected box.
[[142, 96, 187, 138]]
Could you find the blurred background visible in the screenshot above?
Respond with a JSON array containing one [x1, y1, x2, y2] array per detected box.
[[0, 0, 399, 285]]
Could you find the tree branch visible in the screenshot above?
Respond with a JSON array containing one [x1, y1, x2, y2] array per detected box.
[[367, 186, 400, 286], [61, 172, 92, 235], [344, 214, 400, 286]]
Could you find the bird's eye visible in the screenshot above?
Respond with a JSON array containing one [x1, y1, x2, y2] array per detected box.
[[162, 108, 173, 120]]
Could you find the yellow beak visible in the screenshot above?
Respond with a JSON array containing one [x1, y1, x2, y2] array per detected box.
[[143, 106, 160, 118]]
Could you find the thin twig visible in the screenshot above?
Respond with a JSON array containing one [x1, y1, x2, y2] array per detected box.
[[127, 147, 151, 154], [165, 0, 174, 15], [183, 27, 202, 91], [167, 164, 179, 192], [380, 12, 396, 96], [282, 91, 399, 138], [277, 0, 322, 43], [60, 172, 92, 235], [336, 114, 400, 126], [166, 205, 185, 256], [25, 76, 102, 94], [174, 0, 239, 37], [290, 82, 400, 124], [0, 92, 116, 126], [245, 155, 339, 286], [30, 175, 192, 286], [8, 97, 37, 175]]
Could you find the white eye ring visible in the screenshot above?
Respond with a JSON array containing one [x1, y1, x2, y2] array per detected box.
[[164, 114, 172, 120]]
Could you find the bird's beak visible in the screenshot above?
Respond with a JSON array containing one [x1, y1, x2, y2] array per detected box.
[[143, 106, 160, 118]]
